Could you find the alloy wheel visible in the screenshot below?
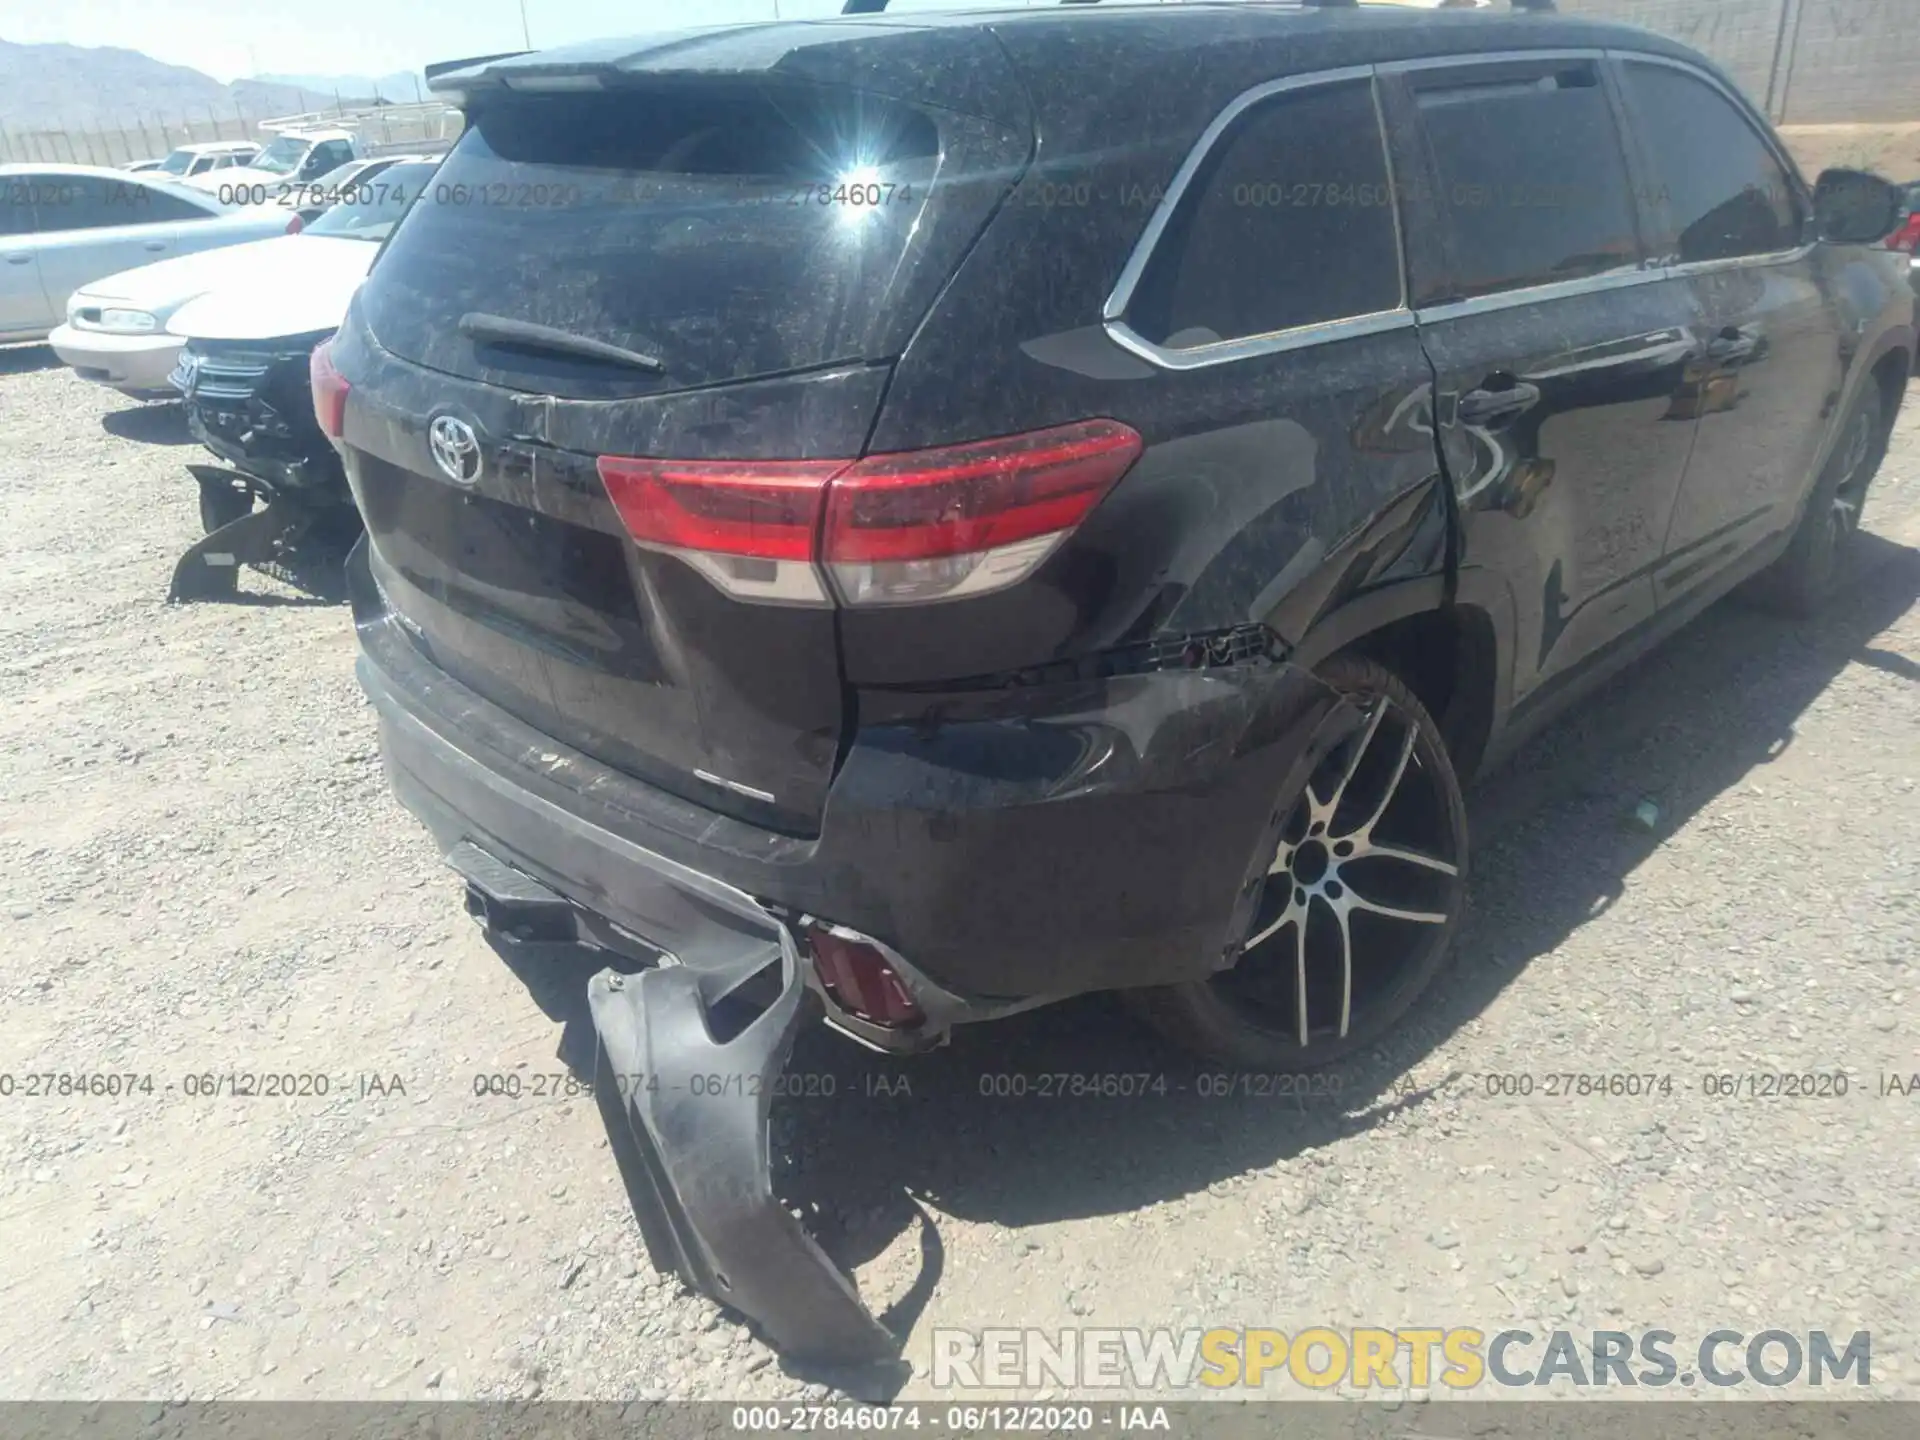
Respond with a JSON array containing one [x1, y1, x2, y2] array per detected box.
[[1216, 691, 1464, 1049], [1827, 407, 1875, 551]]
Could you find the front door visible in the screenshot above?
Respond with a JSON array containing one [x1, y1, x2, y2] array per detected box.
[[1613, 56, 1848, 610]]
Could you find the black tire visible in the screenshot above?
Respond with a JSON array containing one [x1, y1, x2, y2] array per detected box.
[[198, 477, 253, 534], [1751, 382, 1887, 618], [1133, 651, 1469, 1070]]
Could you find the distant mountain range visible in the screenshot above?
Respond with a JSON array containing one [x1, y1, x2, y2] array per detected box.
[[0, 40, 424, 132], [255, 71, 428, 105]]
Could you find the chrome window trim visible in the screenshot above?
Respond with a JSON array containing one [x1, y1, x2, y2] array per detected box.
[[1374, 47, 1607, 75], [1100, 64, 1410, 370], [1413, 266, 1662, 326], [1103, 46, 1826, 371], [1661, 246, 1817, 278], [1106, 308, 1416, 372]]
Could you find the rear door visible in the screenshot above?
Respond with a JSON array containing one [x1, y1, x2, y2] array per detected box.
[[1614, 55, 1846, 607], [0, 177, 53, 337], [339, 52, 1031, 835], [1382, 53, 1702, 713]]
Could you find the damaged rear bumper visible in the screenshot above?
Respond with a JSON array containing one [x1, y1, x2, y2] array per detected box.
[[588, 935, 897, 1366], [346, 539, 1359, 1359]]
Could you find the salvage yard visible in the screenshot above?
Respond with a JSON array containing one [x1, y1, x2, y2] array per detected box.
[[1, 345, 1917, 1402]]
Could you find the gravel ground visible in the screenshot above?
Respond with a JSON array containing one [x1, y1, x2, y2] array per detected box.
[[1, 344, 1916, 1405]]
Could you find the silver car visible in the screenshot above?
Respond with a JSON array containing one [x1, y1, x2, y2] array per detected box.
[[1, 164, 293, 344]]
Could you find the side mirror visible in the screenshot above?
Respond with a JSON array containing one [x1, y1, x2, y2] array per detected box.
[[1812, 168, 1903, 245]]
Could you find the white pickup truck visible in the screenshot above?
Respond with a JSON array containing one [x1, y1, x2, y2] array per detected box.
[[183, 129, 366, 200]]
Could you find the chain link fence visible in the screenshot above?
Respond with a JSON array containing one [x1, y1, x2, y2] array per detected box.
[[1554, 0, 1919, 123], [0, 100, 460, 167]]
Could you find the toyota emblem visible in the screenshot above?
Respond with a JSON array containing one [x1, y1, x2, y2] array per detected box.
[[428, 414, 482, 485]]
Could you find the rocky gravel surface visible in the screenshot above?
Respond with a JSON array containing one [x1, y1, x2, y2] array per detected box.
[[0, 346, 1916, 1405]]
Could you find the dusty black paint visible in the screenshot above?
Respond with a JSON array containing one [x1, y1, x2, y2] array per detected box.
[[337, 0, 1916, 996]]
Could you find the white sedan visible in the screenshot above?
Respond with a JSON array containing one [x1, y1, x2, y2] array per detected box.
[[3, 164, 293, 355], [51, 160, 438, 397]]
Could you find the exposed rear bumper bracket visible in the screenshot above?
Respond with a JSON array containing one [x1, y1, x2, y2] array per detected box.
[[587, 927, 899, 1368], [449, 840, 579, 942]]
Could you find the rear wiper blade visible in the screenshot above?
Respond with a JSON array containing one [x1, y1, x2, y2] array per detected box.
[[458, 312, 665, 374]]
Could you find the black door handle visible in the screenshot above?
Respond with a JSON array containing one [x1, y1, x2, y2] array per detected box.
[[1458, 380, 1541, 426]]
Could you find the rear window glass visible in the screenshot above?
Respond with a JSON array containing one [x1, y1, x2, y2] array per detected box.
[[361, 84, 952, 399]]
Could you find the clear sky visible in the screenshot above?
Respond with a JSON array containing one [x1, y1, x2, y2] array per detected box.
[[0, 0, 869, 82], [0, 0, 1452, 82]]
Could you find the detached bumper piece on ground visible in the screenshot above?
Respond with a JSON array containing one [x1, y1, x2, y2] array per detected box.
[[589, 948, 899, 1368], [167, 339, 361, 602]]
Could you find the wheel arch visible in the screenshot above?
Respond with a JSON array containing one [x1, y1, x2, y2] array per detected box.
[[1289, 587, 1502, 784]]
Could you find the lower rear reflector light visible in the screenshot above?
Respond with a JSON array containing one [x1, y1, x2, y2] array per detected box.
[[807, 927, 924, 1030], [597, 418, 1142, 607]]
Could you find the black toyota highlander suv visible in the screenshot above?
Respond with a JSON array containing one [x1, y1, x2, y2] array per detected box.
[[319, 1, 1914, 1362]]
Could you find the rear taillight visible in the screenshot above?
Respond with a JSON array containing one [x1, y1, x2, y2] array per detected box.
[[285, 213, 304, 234], [596, 419, 1142, 607], [309, 340, 349, 440], [1890, 216, 1920, 253], [595, 457, 844, 605], [824, 419, 1142, 605]]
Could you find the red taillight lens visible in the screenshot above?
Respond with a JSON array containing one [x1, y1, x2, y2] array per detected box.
[[596, 457, 846, 605], [1890, 216, 1920, 253], [826, 418, 1143, 561], [285, 212, 304, 234], [594, 418, 1142, 607], [309, 339, 349, 440]]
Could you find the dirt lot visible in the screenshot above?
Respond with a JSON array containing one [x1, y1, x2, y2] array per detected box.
[[1, 345, 1917, 1405], [1779, 123, 1920, 184]]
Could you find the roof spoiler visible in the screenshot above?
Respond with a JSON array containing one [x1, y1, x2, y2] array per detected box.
[[425, 51, 532, 86]]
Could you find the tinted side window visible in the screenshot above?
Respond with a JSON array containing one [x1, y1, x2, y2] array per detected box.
[[1621, 61, 1802, 263], [310, 141, 353, 174], [1413, 61, 1642, 300], [40, 177, 195, 230], [0, 179, 40, 237], [137, 188, 214, 223], [1125, 79, 1402, 349], [29, 177, 124, 233]]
